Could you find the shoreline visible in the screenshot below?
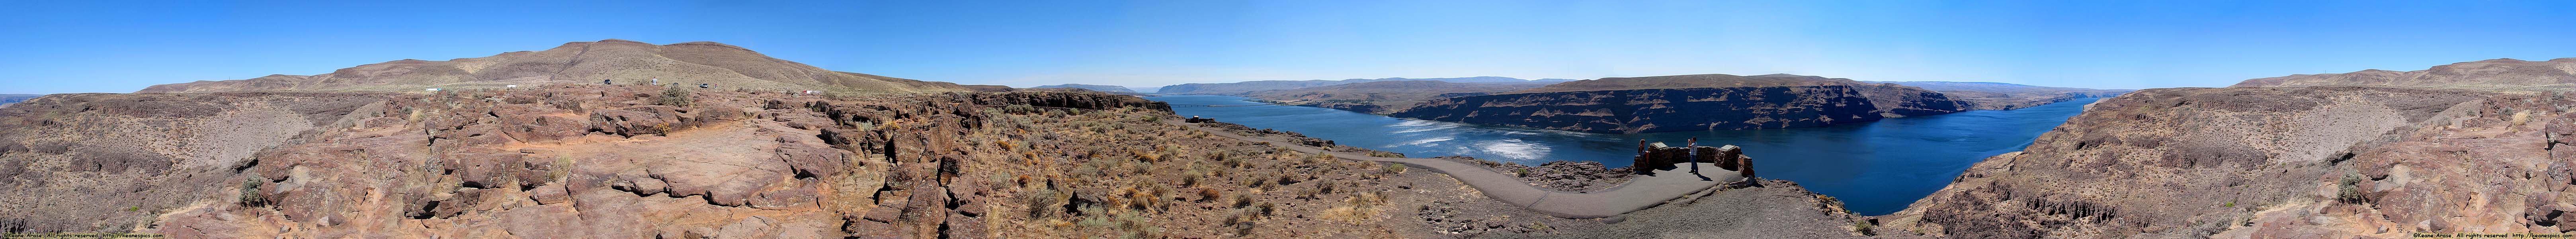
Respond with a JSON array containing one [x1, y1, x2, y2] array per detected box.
[[1166, 118, 1744, 218]]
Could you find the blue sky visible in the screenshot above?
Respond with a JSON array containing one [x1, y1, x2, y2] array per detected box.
[[4, 0, 2573, 94]]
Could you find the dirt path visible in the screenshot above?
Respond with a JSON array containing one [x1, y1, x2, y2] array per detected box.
[[1165, 120, 1741, 218]]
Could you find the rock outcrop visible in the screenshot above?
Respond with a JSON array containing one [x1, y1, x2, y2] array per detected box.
[[1391, 74, 1970, 133], [1877, 86, 2576, 238], [1871, 58, 2576, 238], [962, 90, 1172, 112], [134, 39, 984, 94]]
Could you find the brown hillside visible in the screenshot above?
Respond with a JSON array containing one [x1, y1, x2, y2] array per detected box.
[[2231, 58, 2576, 88], [135, 39, 977, 94]]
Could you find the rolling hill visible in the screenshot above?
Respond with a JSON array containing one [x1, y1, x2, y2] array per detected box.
[[136, 39, 982, 94]]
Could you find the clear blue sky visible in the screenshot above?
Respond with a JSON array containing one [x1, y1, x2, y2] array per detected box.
[[5, 0, 2573, 94]]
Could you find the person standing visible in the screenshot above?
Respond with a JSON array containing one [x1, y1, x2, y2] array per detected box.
[[1687, 137, 1701, 174], [1636, 139, 1650, 174]]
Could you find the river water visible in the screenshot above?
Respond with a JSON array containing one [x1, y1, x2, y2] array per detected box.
[[1148, 95, 2098, 215]]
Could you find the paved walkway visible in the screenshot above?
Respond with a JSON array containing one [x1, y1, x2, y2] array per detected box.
[[1166, 120, 1742, 219]]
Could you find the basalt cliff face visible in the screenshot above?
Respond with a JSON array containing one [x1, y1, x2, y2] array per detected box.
[[1389, 74, 1969, 133], [1877, 59, 2576, 238], [134, 39, 980, 94]]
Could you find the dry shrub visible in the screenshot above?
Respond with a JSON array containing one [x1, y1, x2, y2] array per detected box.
[[1194, 188, 1221, 202]]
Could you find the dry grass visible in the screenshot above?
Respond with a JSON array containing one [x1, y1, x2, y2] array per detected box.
[[951, 105, 1408, 238]]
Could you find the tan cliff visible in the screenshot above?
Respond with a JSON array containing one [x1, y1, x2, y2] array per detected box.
[[134, 39, 982, 94]]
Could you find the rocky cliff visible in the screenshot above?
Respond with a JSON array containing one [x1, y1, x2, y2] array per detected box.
[[1389, 74, 1969, 133], [1877, 86, 2575, 238], [134, 39, 981, 94], [1870, 58, 2576, 238]]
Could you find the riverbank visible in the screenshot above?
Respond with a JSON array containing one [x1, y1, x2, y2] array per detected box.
[[1153, 95, 2102, 215]]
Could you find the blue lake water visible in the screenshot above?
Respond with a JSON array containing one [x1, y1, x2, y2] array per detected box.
[[1148, 95, 2098, 215]]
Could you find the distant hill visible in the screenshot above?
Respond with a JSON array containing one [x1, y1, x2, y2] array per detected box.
[[1861, 81, 2074, 92], [2230, 58, 2576, 88], [137, 39, 983, 94], [1863, 81, 2133, 110], [0, 94, 38, 102], [1156, 76, 1572, 94], [1237, 80, 1556, 114], [1505, 73, 1866, 94], [0, 94, 37, 108], [1030, 84, 1139, 93]]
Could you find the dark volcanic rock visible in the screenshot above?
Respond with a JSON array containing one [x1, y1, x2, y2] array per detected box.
[[963, 90, 1173, 113]]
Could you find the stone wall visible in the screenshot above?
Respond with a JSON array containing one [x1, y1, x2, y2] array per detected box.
[[1629, 141, 1753, 178]]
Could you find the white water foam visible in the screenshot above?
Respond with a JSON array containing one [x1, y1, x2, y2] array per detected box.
[[1478, 139, 1549, 162], [1393, 137, 1457, 147]]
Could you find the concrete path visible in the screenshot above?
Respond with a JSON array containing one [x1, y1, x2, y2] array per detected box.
[[1166, 120, 1742, 219]]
